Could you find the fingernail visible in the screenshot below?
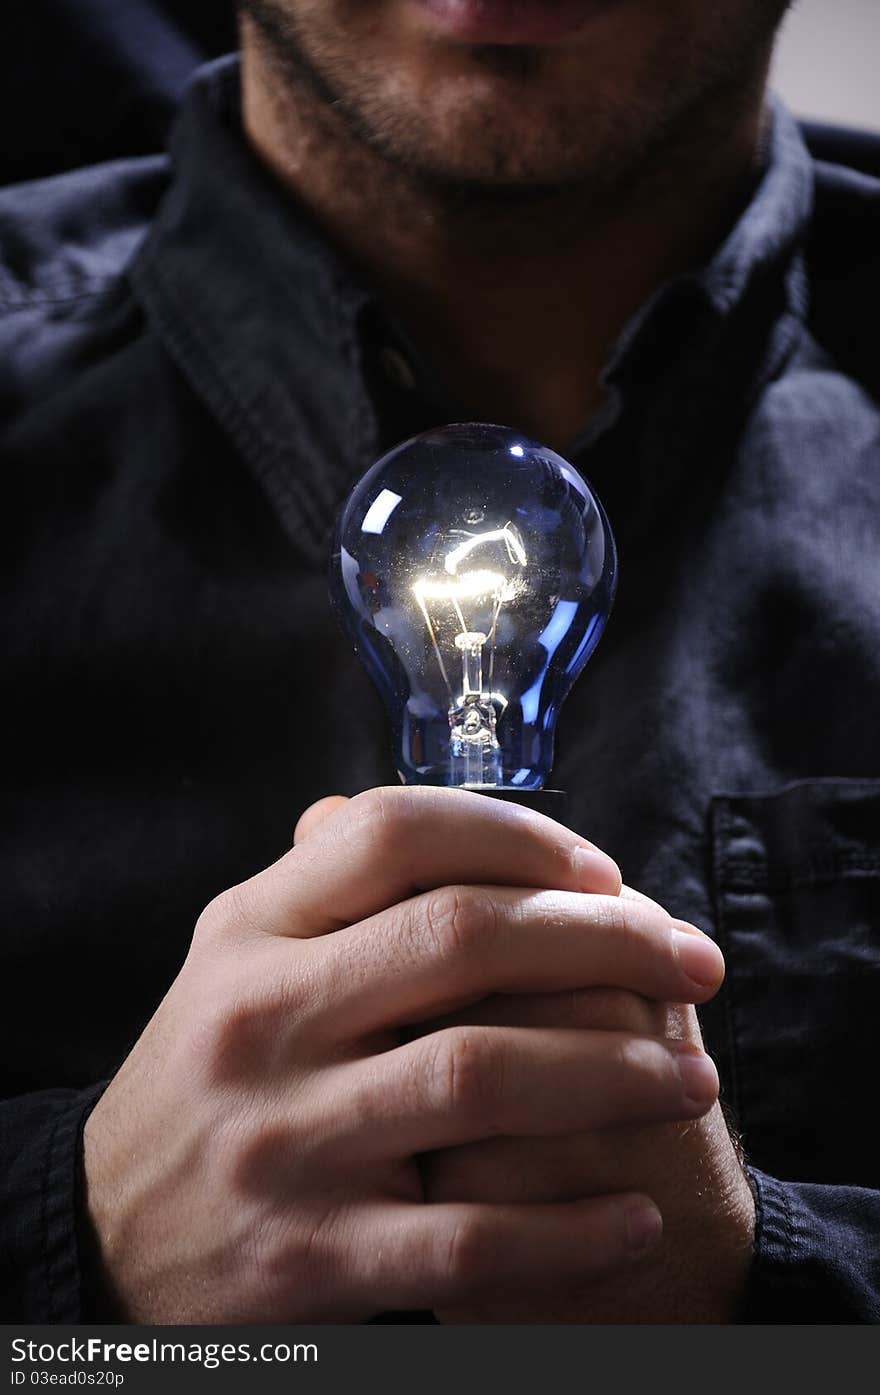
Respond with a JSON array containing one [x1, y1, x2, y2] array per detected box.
[[672, 918, 706, 936], [574, 846, 622, 895], [672, 928, 724, 988], [672, 1043, 719, 1108], [626, 1201, 663, 1256]]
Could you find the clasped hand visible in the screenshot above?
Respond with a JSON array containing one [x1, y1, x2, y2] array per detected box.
[[83, 787, 753, 1323]]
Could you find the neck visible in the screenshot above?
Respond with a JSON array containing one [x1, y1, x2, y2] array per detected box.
[[241, 28, 770, 453]]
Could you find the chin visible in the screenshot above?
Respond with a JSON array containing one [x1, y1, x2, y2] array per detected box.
[[359, 62, 619, 192]]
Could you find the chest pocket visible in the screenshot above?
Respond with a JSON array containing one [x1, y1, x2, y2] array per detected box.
[[711, 779, 880, 1187]]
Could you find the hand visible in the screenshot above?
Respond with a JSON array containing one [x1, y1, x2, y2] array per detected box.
[[83, 789, 724, 1322], [421, 889, 756, 1324]]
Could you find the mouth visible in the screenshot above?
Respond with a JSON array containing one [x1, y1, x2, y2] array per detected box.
[[413, 0, 623, 46]]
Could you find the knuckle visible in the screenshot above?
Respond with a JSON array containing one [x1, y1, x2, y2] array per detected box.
[[427, 1027, 499, 1125], [422, 885, 497, 961], [297, 1207, 343, 1278], [271, 952, 321, 1030], [256, 1206, 343, 1306], [193, 972, 297, 1086], [191, 991, 260, 1083], [193, 890, 232, 943], [347, 785, 415, 862], [594, 892, 631, 942], [594, 896, 666, 972], [214, 1083, 331, 1205], [442, 1213, 494, 1291], [195, 881, 260, 944], [336, 1064, 380, 1144], [612, 1034, 673, 1098], [612, 1033, 651, 1075]]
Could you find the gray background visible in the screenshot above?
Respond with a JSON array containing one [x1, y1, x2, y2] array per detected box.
[[772, 0, 880, 132]]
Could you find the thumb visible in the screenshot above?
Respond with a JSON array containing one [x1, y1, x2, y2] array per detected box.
[[293, 795, 350, 845]]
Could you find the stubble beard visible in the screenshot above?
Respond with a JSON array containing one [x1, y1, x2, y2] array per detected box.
[[238, 0, 792, 213]]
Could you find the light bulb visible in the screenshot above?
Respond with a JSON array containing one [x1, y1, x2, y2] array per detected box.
[[331, 423, 617, 791]]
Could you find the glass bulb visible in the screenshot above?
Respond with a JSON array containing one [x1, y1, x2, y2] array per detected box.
[[330, 423, 617, 791]]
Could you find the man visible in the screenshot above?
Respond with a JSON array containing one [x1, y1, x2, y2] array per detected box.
[[1, 0, 878, 1323]]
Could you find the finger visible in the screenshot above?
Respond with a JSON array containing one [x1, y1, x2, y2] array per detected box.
[[424, 1114, 713, 1207], [340, 1195, 663, 1313], [412, 986, 664, 1039], [293, 796, 350, 845], [229, 785, 622, 938], [309, 886, 724, 1038], [424, 1132, 607, 1206], [620, 883, 665, 910], [319, 1027, 719, 1164]]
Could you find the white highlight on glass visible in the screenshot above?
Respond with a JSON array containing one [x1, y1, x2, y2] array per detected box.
[[361, 488, 403, 535]]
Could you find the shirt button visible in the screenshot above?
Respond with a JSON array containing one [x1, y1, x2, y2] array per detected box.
[[379, 344, 417, 392]]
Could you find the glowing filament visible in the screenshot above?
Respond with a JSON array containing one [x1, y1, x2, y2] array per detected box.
[[443, 524, 528, 576]]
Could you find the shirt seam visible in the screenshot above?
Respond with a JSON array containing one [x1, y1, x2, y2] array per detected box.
[[132, 240, 330, 547], [40, 1085, 108, 1323], [711, 798, 745, 1124], [721, 853, 880, 892], [0, 283, 116, 316]]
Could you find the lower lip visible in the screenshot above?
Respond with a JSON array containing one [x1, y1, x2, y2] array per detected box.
[[416, 0, 617, 45]]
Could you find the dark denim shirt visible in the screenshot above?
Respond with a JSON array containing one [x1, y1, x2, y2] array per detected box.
[[2, 55, 879, 1323]]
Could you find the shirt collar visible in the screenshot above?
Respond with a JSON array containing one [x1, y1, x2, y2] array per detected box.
[[571, 97, 814, 540], [583, 96, 813, 441], [133, 56, 814, 559]]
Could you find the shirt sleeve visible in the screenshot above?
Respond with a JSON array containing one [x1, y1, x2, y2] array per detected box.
[[743, 1168, 880, 1322], [1, 1084, 108, 1322]]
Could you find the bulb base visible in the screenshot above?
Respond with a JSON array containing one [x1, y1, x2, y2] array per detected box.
[[473, 787, 568, 822]]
